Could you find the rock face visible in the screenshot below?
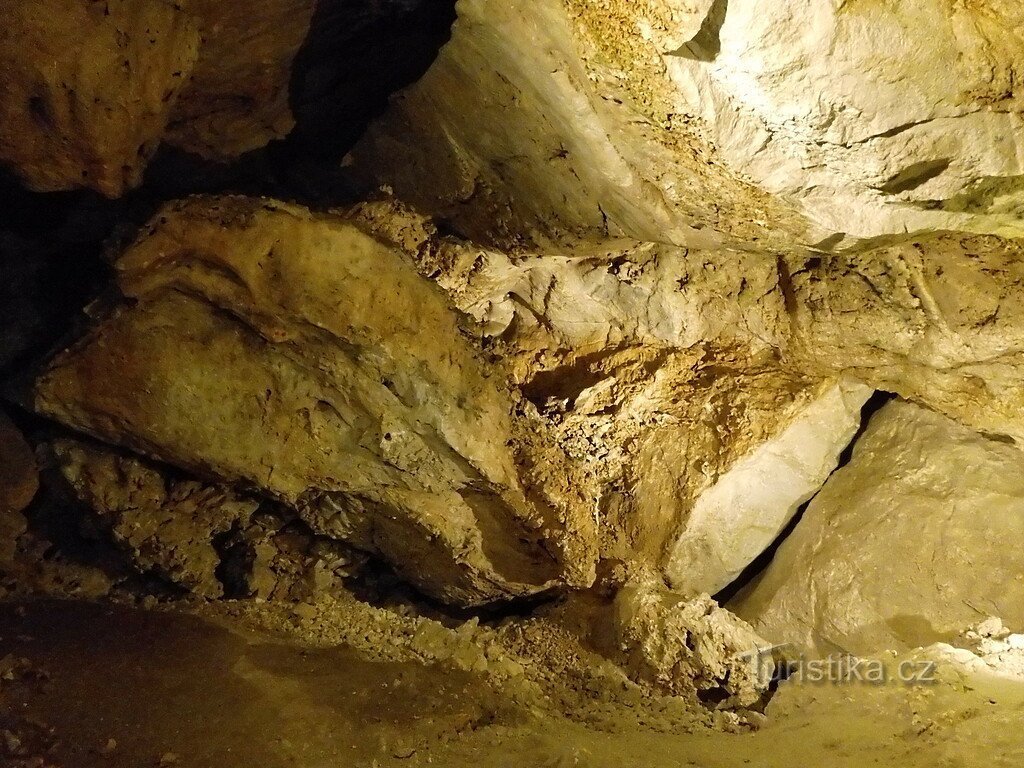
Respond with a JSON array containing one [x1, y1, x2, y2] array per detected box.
[[30, 193, 1024, 609], [348, 0, 1024, 242], [51, 439, 366, 600], [0, 410, 37, 564], [664, 378, 871, 596], [0, 0, 200, 197], [0, 0, 459, 196], [164, 0, 318, 160], [52, 439, 260, 598], [790, 231, 1024, 445], [350, 200, 859, 589], [344, 0, 811, 248], [613, 581, 771, 708], [665, 0, 1024, 238], [735, 400, 1024, 656], [34, 196, 597, 606]]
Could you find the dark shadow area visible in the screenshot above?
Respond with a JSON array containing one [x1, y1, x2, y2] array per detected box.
[[344, 555, 562, 628], [285, 0, 458, 162], [670, 0, 728, 61], [716, 390, 896, 606], [0, 599, 491, 768], [878, 158, 951, 195]]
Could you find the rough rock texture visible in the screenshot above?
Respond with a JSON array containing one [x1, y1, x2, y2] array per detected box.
[[735, 400, 1024, 656], [34, 196, 597, 606], [664, 378, 871, 595], [353, 200, 1024, 587], [51, 439, 365, 600], [665, 0, 1024, 238], [344, 0, 812, 248], [0, 410, 37, 564], [790, 231, 1024, 444], [52, 439, 258, 598], [613, 581, 771, 708], [348, 0, 1024, 243], [164, 0, 317, 160], [31, 193, 1024, 608], [0, 0, 200, 197], [349, 199, 858, 587], [630, 0, 718, 53]]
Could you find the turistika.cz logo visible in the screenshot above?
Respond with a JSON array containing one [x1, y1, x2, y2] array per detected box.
[[739, 643, 939, 686]]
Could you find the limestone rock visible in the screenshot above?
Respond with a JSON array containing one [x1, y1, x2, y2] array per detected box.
[[0, 409, 36, 564], [52, 439, 259, 598], [34, 196, 597, 606], [344, 0, 810, 248], [791, 231, 1024, 445], [664, 0, 1024, 238], [613, 581, 772, 708], [165, 0, 317, 160], [0, 0, 200, 197], [664, 378, 872, 596], [734, 400, 1024, 656], [29, 197, 1024, 608], [633, 0, 718, 53], [354, 202, 879, 593], [52, 438, 367, 601]]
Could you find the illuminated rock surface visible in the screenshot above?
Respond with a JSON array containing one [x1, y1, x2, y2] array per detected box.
[[735, 400, 1024, 655]]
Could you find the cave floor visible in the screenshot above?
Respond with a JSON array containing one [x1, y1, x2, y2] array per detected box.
[[1, 600, 1022, 768]]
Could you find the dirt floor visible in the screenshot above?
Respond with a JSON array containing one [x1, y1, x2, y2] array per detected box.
[[1, 599, 1023, 768]]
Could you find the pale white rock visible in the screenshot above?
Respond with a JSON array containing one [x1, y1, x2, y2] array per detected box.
[[665, 0, 1024, 238], [613, 580, 773, 708], [665, 377, 872, 596], [634, 0, 718, 52], [344, 0, 811, 248], [735, 400, 1024, 656]]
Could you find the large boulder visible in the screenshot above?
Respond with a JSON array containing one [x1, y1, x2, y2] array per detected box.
[[34, 196, 597, 606], [734, 400, 1024, 656], [664, 377, 871, 595], [612, 580, 772, 708], [0, 0, 200, 197]]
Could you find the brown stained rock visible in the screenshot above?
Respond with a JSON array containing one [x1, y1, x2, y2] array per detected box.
[[31, 194, 1024, 608], [789, 231, 1024, 444], [34, 196, 598, 606], [50, 438, 366, 601], [165, 0, 318, 160], [0, 0, 200, 197], [0, 410, 36, 564], [350, 202, 867, 590], [613, 580, 772, 708]]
